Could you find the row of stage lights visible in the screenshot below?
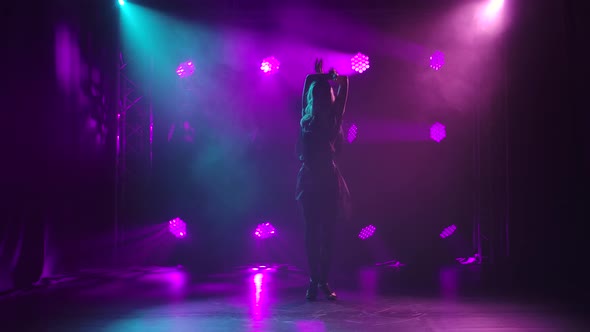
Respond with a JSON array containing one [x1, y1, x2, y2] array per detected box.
[[176, 51, 445, 78], [175, 54, 447, 144], [169, 216, 479, 267], [169, 218, 457, 241], [118, 0, 507, 148], [169, 218, 477, 266]]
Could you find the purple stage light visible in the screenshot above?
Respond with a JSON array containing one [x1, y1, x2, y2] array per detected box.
[[169, 217, 187, 238], [254, 222, 276, 239], [358, 225, 376, 240], [430, 122, 446, 143], [440, 224, 457, 239], [260, 56, 280, 74], [176, 60, 195, 78], [429, 51, 445, 71], [456, 253, 481, 265], [347, 124, 358, 143], [351, 53, 370, 74]]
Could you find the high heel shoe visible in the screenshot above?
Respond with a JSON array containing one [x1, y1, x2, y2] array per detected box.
[[318, 283, 337, 300]]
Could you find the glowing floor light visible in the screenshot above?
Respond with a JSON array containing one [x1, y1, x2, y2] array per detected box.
[[351, 53, 370, 74], [347, 124, 358, 143], [260, 56, 280, 74], [169, 217, 187, 238], [118, 0, 125, 5], [254, 222, 276, 239], [430, 122, 446, 143], [429, 51, 445, 71], [440, 224, 457, 239], [176, 60, 195, 78], [358, 225, 376, 240]]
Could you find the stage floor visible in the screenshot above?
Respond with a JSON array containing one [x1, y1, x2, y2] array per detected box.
[[0, 266, 587, 331]]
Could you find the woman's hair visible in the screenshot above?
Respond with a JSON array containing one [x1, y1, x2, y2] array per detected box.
[[300, 80, 333, 131]]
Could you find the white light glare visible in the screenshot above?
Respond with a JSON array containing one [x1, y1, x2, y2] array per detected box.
[[484, 0, 504, 18]]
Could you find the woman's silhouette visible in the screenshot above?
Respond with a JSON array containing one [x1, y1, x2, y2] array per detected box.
[[296, 59, 350, 300]]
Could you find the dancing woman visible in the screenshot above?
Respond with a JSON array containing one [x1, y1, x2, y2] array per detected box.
[[296, 59, 350, 300]]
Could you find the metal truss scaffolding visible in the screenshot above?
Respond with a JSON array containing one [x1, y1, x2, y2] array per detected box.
[[115, 52, 153, 261]]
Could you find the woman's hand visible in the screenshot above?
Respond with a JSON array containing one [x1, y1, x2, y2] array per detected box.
[[328, 68, 338, 80], [315, 58, 324, 74]]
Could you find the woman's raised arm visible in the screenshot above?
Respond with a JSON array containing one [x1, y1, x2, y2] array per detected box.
[[333, 76, 349, 117]]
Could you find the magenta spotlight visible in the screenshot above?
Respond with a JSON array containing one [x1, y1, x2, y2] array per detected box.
[[440, 224, 457, 239], [176, 60, 195, 78], [358, 225, 376, 240], [169, 217, 187, 238], [260, 56, 280, 74], [430, 122, 446, 143], [347, 124, 358, 143], [351, 53, 370, 74], [429, 51, 445, 71], [254, 222, 276, 239]]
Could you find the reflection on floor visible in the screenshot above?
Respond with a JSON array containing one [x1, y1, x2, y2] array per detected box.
[[0, 265, 587, 331]]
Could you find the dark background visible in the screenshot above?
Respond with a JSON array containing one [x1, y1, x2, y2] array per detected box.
[[1, 0, 587, 305]]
